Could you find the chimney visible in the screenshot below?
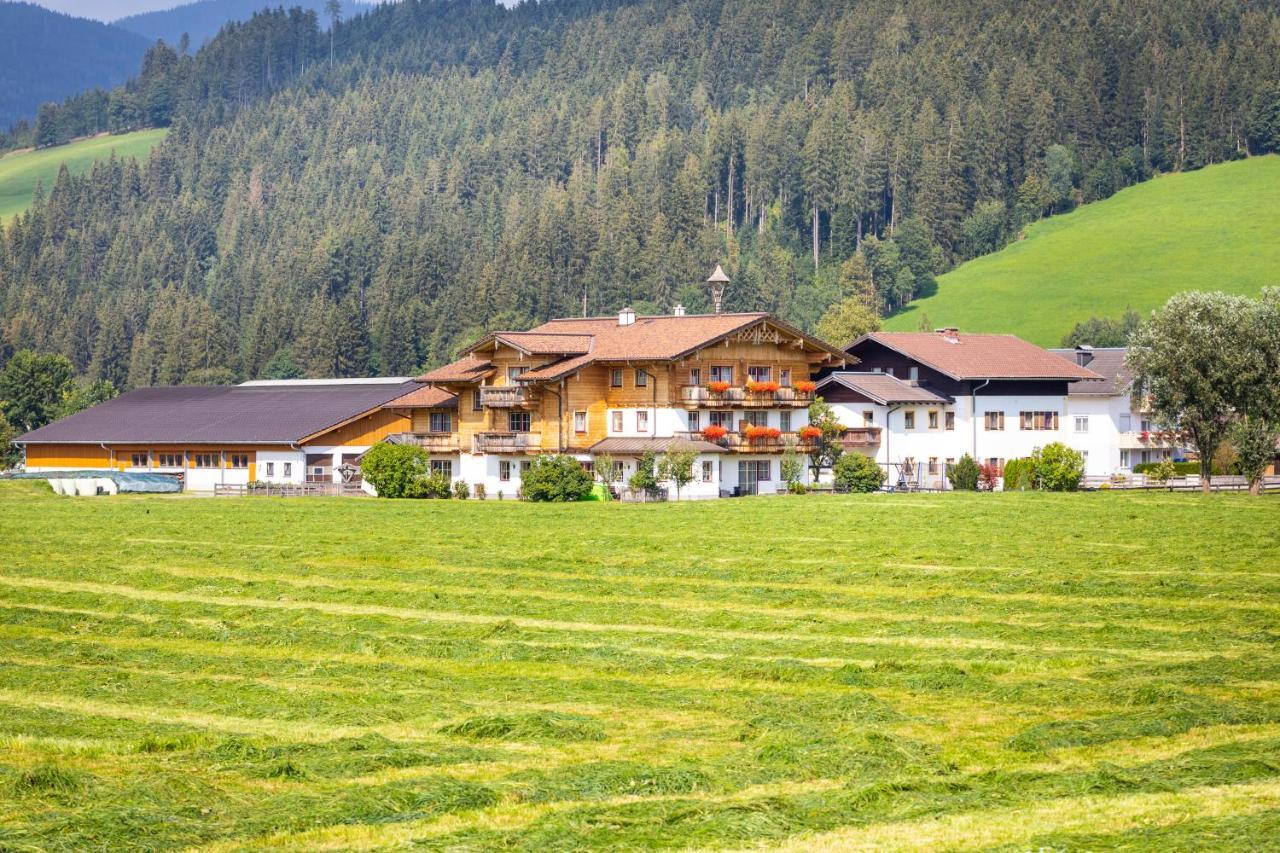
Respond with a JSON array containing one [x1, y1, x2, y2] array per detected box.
[[935, 326, 960, 343], [707, 264, 730, 314], [673, 303, 686, 316], [618, 306, 636, 326]]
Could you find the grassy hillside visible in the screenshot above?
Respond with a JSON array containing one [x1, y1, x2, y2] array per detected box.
[[886, 156, 1280, 345], [1, 481, 1279, 848], [0, 129, 167, 219]]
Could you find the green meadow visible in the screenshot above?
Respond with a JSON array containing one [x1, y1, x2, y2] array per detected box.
[[1, 481, 1279, 850], [886, 155, 1280, 345], [0, 129, 168, 220]]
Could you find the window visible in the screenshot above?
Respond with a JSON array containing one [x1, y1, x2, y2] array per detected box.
[[507, 366, 528, 382], [574, 411, 588, 433], [520, 461, 531, 475], [265, 461, 275, 477], [709, 410, 733, 428], [429, 411, 452, 433], [430, 459, 453, 478], [710, 365, 733, 384], [863, 411, 874, 426], [283, 462, 292, 478], [508, 411, 531, 432], [157, 453, 182, 468], [909, 366, 919, 381], [500, 460, 511, 481], [927, 411, 939, 429], [130, 453, 147, 468], [904, 410, 916, 429], [193, 453, 219, 469], [738, 460, 772, 494], [984, 411, 1005, 431], [780, 368, 791, 387], [687, 412, 701, 431], [945, 411, 955, 431], [748, 365, 772, 383], [884, 367, 894, 377], [945, 457, 955, 468], [742, 411, 768, 428], [1074, 415, 1089, 433], [779, 411, 791, 432], [1020, 411, 1059, 431], [611, 411, 624, 432], [928, 457, 939, 475], [689, 367, 702, 386], [701, 460, 714, 482], [472, 388, 483, 411], [228, 453, 249, 469], [610, 368, 624, 388], [636, 410, 649, 431], [634, 369, 647, 387]]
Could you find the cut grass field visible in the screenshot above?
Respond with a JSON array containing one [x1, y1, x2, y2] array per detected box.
[[885, 155, 1280, 346], [0, 480, 1278, 850], [0, 129, 168, 220]]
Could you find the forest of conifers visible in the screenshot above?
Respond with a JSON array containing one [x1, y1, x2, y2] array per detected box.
[[1, 0, 1279, 388]]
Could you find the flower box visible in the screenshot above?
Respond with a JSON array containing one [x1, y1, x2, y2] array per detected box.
[[707, 381, 732, 394], [799, 425, 822, 440], [744, 425, 782, 442], [793, 380, 818, 394], [701, 424, 728, 441], [746, 380, 780, 394]]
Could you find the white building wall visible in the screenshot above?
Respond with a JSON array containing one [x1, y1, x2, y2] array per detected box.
[[256, 449, 306, 484]]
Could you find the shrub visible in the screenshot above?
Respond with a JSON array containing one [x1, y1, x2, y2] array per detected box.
[[1031, 442, 1085, 491], [833, 453, 885, 493], [1149, 459, 1177, 483], [1001, 458, 1034, 491], [406, 471, 452, 499], [473, 482, 486, 499], [453, 480, 469, 499], [947, 454, 980, 491], [361, 443, 432, 498], [1132, 460, 1207, 476], [978, 463, 1001, 491], [521, 455, 593, 502], [628, 451, 660, 496]]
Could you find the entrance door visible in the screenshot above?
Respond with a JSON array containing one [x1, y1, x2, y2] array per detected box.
[[738, 460, 772, 495]]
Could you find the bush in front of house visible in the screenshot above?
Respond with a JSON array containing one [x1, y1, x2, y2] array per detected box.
[[1133, 461, 1200, 476], [947, 454, 981, 491], [832, 453, 885, 493], [407, 471, 453, 499], [361, 443, 431, 498], [1030, 442, 1085, 491], [1001, 458, 1034, 491], [521, 455, 594, 502]]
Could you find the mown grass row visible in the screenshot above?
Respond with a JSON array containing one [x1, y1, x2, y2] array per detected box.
[[0, 481, 1277, 850]]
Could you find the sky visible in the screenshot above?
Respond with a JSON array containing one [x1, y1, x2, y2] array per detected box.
[[28, 0, 175, 20]]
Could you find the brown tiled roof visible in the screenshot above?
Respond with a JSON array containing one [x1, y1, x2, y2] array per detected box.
[[382, 386, 458, 409], [857, 332, 1102, 381], [1048, 347, 1131, 396], [589, 436, 726, 454], [417, 357, 494, 384], [492, 332, 593, 355], [18, 381, 423, 445], [818, 372, 952, 404]]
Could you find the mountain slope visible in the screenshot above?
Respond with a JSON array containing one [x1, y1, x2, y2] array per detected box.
[[116, 0, 370, 48], [0, 2, 151, 129], [0, 129, 168, 219], [884, 156, 1280, 345]]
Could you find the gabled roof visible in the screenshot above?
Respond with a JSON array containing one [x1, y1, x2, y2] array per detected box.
[[17, 380, 422, 445], [382, 385, 458, 409], [419, 313, 848, 385], [589, 436, 726, 455], [1048, 347, 1132, 396], [851, 332, 1102, 381], [417, 356, 494, 384], [818, 372, 952, 405]]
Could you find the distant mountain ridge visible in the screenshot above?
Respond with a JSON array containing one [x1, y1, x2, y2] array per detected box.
[[0, 2, 150, 129], [116, 0, 372, 47]]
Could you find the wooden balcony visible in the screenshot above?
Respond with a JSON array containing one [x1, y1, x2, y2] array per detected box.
[[473, 431, 542, 453], [480, 386, 538, 408], [675, 430, 816, 453], [840, 427, 882, 448], [386, 432, 461, 452], [679, 385, 815, 408]]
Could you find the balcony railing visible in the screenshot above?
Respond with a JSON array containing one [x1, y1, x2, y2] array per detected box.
[[675, 430, 816, 453], [679, 385, 815, 407], [1117, 431, 1180, 450], [474, 431, 542, 453], [480, 386, 537, 408], [386, 432, 461, 452], [839, 427, 882, 447]]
